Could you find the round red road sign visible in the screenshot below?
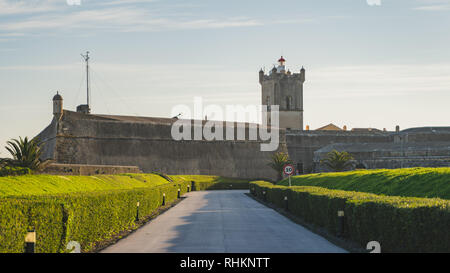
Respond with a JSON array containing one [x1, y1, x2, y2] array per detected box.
[[283, 164, 294, 176]]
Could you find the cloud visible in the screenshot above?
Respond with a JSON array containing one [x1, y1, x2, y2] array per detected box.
[[0, 3, 265, 35], [0, 0, 318, 38], [413, 4, 450, 10], [0, 0, 61, 15], [307, 64, 450, 99], [413, 0, 450, 10]]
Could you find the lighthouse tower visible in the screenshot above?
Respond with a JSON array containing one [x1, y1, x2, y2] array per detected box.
[[259, 56, 306, 130]]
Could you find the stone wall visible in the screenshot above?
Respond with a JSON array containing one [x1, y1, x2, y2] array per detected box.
[[286, 130, 393, 173], [37, 110, 286, 181], [313, 141, 450, 172]]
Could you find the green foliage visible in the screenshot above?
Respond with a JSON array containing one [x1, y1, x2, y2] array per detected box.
[[170, 175, 250, 190], [0, 181, 189, 253], [250, 181, 450, 252], [151, 172, 173, 182], [0, 173, 170, 197], [2, 137, 50, 171], [268, 152, 292, 181], [278, 167, 450, 200], [0, 174, 247, 253], [0, 166, 32, 177], [320, 149, 354, 172], [0, 198, 65, 253]]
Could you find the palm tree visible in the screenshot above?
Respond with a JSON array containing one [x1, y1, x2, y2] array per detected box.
[[320, 150, 354, 172], [3, 137, 50, 171], [268, 152, 292, 181]]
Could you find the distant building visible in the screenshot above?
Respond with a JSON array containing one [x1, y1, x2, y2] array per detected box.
[[316, 123, 342, 131]]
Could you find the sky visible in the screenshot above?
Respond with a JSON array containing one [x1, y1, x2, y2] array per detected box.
[[0, 0, 450, 156]]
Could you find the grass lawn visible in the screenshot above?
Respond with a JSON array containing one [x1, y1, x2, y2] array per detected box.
[[0, 173, 170, 197], [277, 167, 450, 199], [0, 174, 250, 198]]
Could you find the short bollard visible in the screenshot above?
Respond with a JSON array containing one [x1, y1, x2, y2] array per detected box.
[[25, 229, 36, 253], [177, 189, 181, 199], [284, 196, 288, 211], [162, 193, 166, 206], [337, 210, 345, 237], [135, 202, 140, 222], [187, 185, 190, 192]]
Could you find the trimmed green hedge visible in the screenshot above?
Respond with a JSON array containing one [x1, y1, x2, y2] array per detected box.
[[192, 181, 249, 191], [250, 181, 450, 253], [0, 181, 189, 253], [170, 175, 250, 191], [0, 198, 65, 253]]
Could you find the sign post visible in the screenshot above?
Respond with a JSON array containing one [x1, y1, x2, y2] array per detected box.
[[283, 164, 295, 187]]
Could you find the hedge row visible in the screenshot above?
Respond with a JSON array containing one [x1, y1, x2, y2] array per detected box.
[[192, 181, 249, 191], [250, 181, 450, 253], [168, 175, 250, 191], [0, 181, 190, 253]]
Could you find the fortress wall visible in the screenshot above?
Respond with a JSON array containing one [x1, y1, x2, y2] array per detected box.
[[34, 117, 58, 160], [286, 131, 393, 173], [398, 132, 450, 143], [62, 111, 278, 142], [47, 111, 286, 180], [54, 137, 281, 180], [313, 142, 450, 171]]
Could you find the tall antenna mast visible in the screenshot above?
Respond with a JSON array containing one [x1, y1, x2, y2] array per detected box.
[[81, 51, 91, 113]]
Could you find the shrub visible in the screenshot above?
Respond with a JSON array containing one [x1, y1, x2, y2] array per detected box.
[[0, 198, 65, 253], [0, 166, 32, 177], [320, 149, 354, 172], [2, 137, 50, 171], [192, 181, 249, 191], [170, 175, 250, 191], [268, 152, 292, 181], [250, 181, 450, 253], [0, 181, 189, 253]]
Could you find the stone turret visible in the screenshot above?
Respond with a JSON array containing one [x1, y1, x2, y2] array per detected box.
[[53, 92, 63, 120], [259, 68, 264, 84], [260, 56, 306, 130]]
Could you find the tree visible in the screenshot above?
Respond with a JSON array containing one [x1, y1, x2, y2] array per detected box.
[[268, 152, 292, 181], [320, 150, 354, 172], [2, 137, 50, 171]]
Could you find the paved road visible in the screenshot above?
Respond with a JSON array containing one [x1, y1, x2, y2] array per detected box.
[[102, 190, 346, 253]]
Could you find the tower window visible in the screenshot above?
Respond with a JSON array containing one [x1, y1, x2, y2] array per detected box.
[[286, 96, 293, 110]]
